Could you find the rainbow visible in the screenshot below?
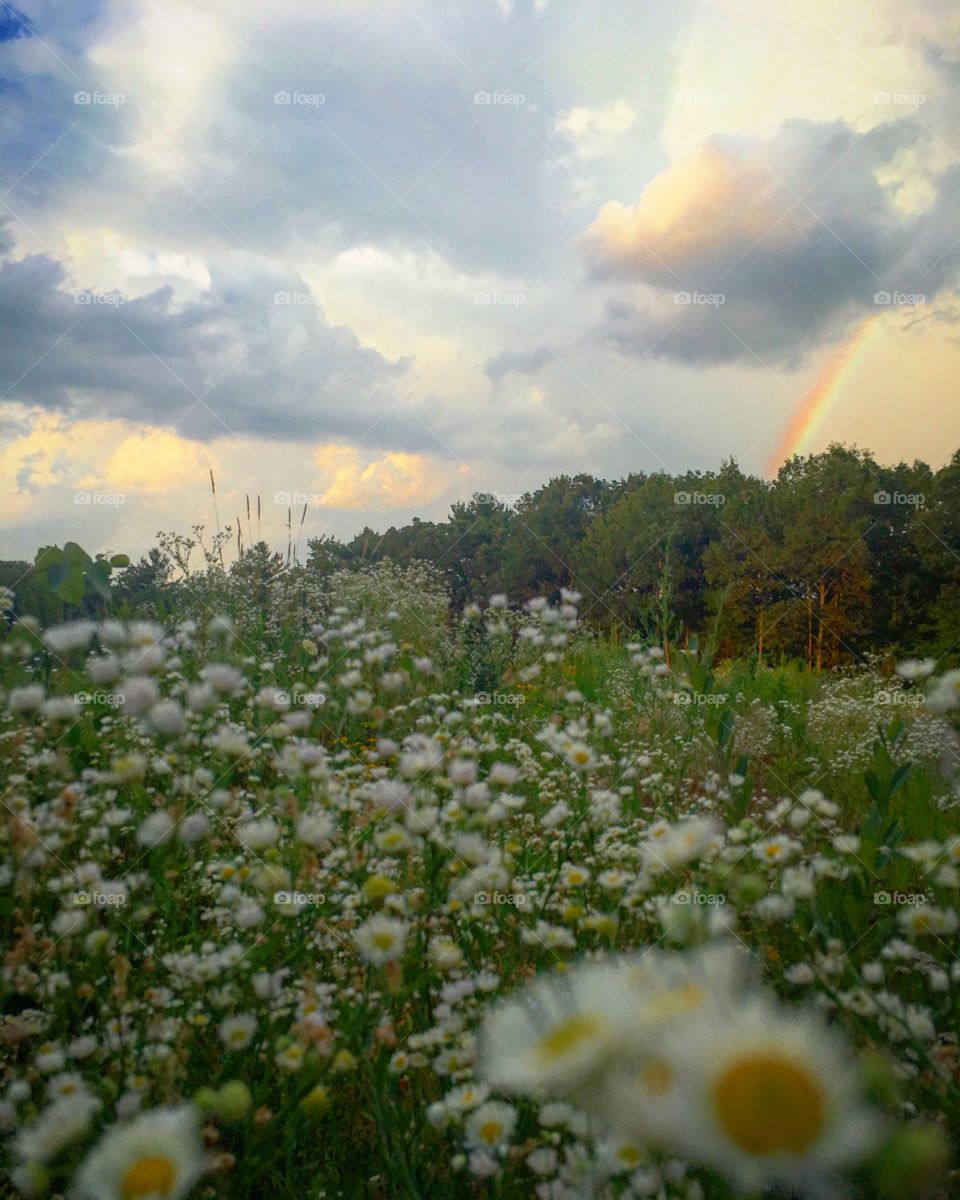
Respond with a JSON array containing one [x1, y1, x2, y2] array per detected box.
[[766, 316, 881, 476]]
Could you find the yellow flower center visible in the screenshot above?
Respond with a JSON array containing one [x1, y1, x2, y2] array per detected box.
[[641, 1060, 674, 1095], [534, 1013, 604, 1063], [120, 1156, 177, 1199], [712, 1053, 826, 1155], [372, 932, 395, 951], [479, 1120, 503, 1144], [647, 983, 705, 1024]]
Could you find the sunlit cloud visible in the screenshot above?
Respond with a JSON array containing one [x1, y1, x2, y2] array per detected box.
[[312, 445, 462, 511]]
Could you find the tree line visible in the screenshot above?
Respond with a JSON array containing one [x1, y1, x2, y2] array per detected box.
[[2, 445, 958, 669], [305, 445, 960, 669]]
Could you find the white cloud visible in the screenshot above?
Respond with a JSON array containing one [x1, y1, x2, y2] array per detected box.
[[555, 100, 636, 159], [312, 445, 463, 510]]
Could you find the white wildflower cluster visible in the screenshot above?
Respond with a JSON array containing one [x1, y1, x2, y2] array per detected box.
[[0, 593, 954, 1199]]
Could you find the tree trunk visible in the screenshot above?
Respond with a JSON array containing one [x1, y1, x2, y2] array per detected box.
[[815, 581, 828, 672]]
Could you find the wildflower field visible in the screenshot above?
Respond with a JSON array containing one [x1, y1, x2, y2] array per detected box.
[[1, 561, 958, 1200]]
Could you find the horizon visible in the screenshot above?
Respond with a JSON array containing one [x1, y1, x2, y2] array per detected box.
[[0, 1, 958, 560], [3, 440, 958, 567]]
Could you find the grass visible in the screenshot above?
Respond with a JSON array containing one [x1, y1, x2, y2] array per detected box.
[[0, 568, 958, 1199]]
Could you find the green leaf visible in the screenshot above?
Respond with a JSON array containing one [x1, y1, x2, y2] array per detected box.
[[889, 764, 913, 797], [85, 560, 113, 600], [110, 554, 130, 568], [35, 545, 64, 569], [56, 566, 86, 604], [63, 541, 92, 565]]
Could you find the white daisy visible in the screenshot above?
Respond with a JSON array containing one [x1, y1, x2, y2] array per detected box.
[[464, 1100, 517, 1151], [478, 960, 632, 1096], [353, 915, 409, 966], [652, 999, 880, 1196], [219, 1013, 257, 1051], [72, 1105, 205, 1200]]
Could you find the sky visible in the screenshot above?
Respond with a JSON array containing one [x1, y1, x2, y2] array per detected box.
[[0, 0, 958, 562]]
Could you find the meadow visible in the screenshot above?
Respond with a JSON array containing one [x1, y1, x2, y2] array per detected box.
[[1, 559, 958, 1199]]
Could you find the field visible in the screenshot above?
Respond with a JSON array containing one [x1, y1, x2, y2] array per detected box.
[[1, 561, 958, 1200]]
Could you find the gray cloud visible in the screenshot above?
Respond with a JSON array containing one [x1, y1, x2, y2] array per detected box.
[[586, 120, 960, 367], [0, 234, 435, 446], [485, 343, 557, 379]]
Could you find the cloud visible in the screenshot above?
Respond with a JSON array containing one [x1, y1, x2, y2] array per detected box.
[[586, 119, 960, 366], [0, 231, 432, 447], [312, 444, 460, 510], [485, 343, 556, 380], [0, 3, 30, 43], [554, 100, 635, 159], [0, 1, 573, 272]]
